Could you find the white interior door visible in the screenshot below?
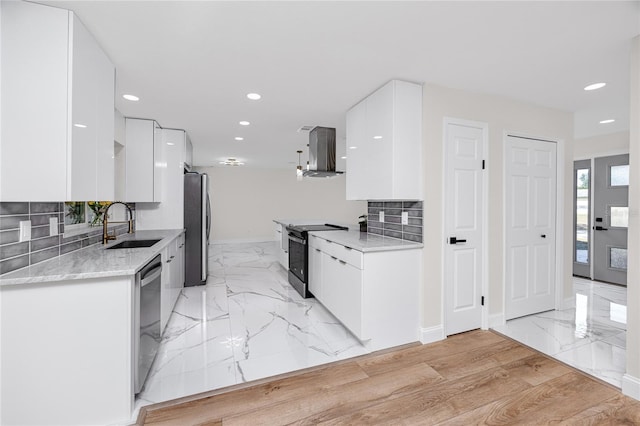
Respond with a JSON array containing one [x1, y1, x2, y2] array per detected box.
[[505, 135, 557, 320], [444, 120, 486, 335]]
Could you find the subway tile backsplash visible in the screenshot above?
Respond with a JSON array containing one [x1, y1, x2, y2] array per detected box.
[[367, 200, 423, 243], [0, 202, 130, 276]]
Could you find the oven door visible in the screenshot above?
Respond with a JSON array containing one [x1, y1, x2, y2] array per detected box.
[[288, 233, 307, 283]]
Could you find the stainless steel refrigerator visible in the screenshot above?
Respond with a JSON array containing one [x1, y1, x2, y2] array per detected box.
[[184, 172, 211, 286]]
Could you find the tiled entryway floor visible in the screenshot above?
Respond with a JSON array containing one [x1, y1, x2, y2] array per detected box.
[[493, 277, 627, 388]]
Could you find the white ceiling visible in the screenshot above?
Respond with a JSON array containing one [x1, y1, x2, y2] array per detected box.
[[41, 1, 640, 169]]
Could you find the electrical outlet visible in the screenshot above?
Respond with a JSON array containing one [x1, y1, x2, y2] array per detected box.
[[49, 217, 59, 236], [19, 220, 31, 242], [379, 211, 384, 222], [401, 211, 409, 225]]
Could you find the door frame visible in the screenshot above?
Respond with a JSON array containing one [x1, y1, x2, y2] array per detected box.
[[501, 131, 565, 320], [442, 117, 489, 331]]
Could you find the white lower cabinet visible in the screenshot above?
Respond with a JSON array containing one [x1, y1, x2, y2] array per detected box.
[[274, 221, 289, 270], [309, 234, 420, 350], [161, 233, 185, 332], [309, 245, 324, 300]]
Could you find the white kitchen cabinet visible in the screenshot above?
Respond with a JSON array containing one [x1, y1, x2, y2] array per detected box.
[[309, 233, 420, 350], [309, 241, 324, 299], [346, 80, 422, 201], [0, 1, 115, 201], [160, 232, 185, 332], [124, 118, 162, 202], [273, 221, 289, 270], [134, 127, 194, 229]]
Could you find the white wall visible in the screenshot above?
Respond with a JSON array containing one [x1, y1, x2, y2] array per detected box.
[[574, 131, 629, 159], [195, 167, 366, 242], [421, 83, 574, 329], [624, 35, 640, 400]]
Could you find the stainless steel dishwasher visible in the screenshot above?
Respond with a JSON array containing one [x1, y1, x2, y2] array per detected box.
[[134, 254, 162, 394]]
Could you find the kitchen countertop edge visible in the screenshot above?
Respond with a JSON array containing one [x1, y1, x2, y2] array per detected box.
[[0, 229, 184, 287], [308, 230, 423, 252]]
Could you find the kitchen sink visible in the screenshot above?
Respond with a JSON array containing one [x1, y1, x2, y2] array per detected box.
[[106, 239, 161, 249]]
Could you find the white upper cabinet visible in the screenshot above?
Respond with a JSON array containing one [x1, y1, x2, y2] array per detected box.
[[346, 80, 423, 201], [124, 118, 162, 202], [0, 1, 115, 202], [134, 127, 192, 230]]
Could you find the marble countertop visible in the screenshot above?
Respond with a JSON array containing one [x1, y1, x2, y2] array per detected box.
[[308, 230, 423, 253], [0, 229, 184, 287]]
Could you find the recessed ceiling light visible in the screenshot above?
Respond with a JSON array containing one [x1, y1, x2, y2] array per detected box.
[[166, 142, 175, 146], [600, 119, 615, 124], [373, 135, 383, 139], [341, 156, 347, 159], [234, 137, 244, 141], [584, 82, 606, 91], [349, 146, 357, 150], [73, 123, 87, 128], [239, 121, 250, 126], [122, 94, 140, 101], [247, 93, 261, 100]]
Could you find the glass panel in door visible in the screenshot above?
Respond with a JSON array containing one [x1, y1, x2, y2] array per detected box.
[[573, 160, 590, 278]]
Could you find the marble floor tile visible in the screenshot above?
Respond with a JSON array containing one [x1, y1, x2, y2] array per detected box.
[[134, 241, 370, 420], [493, 277, 627, 388]]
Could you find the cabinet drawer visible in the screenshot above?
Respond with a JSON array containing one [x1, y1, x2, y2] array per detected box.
[[309, 234, 323, 250], [321, 238, 363, 269]]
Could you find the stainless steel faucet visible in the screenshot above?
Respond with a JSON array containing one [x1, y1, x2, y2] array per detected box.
[[103, 202, 134, 244]]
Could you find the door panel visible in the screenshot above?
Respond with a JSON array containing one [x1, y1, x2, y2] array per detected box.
[[444, 121, 485, 335], [505, 136, 556, 320], [593, 154, 629, 285]]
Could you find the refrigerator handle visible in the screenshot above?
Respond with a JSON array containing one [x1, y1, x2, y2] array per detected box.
[[201, 174, 208, 282], [206, 192, 211, 240]]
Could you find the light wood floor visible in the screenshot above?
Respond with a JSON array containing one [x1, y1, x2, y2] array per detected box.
[[136, 330, 640, 425]]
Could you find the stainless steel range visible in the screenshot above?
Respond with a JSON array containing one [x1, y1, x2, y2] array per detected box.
[[286, 223, 349, 298]]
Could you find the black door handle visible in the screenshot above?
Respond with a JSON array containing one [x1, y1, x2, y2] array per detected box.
[[449, 237, 467, 244], [594, 226, 608, 231], [541, 235, 546, 238]]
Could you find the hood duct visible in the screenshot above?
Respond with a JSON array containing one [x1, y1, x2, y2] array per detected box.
[[303, 126, 344, 178]]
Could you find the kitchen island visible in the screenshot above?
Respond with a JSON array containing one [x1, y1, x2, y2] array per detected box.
[[0, 229, 183, 426], [308, 230, 423, 351]]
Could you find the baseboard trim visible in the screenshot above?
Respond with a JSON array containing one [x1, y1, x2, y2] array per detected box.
[[420, 325, 445, 345], [622, 374, 640, 401], [489, 313, 505, 328], [210, 238, 274, 245]]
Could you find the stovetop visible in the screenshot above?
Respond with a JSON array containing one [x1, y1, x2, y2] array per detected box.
[[286, 223, 349, 233]]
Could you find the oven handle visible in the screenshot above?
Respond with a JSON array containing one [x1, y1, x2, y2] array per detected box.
[[288, 234, 306, 245]]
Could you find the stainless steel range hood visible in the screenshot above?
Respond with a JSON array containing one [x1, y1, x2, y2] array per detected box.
[[303, 126, 344, 178]]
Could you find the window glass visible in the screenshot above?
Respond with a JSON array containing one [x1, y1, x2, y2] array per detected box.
[[610, 165, 629, 186], [610, 206, 629, 228], [575, 168, 589, 263], [64, 202, 85, 226], [610, 247, 628, 270]]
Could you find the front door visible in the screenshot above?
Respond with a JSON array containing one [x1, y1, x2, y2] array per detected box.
[[505, 135, 557, 320], [444, 119, 486, 335], [593, 154, 629, 285]]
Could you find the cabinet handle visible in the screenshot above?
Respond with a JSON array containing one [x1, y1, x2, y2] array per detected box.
[[339, 260, 347, 265], [344, 246, 352, 251], [331, 256, 338, 260], [178, 244, 184, 248], [315, 248, 321, 252], [326, 240, 333, 244], [167, 259, 172, 263]]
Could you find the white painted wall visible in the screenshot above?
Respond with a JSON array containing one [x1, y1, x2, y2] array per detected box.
[[574, 131, 629, 159], [421, 83, 574, 329], [195, 167, 366, 242], [623, 35, 640, 400]]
